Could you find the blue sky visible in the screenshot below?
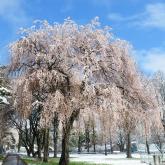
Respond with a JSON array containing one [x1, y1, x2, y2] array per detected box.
[[0, 0, 165, 73]]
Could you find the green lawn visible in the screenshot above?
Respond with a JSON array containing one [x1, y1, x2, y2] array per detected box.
[[0, 155, 4, 160]]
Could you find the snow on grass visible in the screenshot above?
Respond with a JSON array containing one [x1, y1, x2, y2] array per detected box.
[[70, 153, 147, 165], [19, 152, 147, 165]]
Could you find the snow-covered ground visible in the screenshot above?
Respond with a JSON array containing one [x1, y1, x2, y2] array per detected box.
[[18, 152, 147, 165], [69, 153, 147, 165]]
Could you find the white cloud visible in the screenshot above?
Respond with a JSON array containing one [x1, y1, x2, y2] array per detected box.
[[141, 3, 165, 28], [0, 0, 28, 25], [108, 13, 125, 21], [108, 13, 140, 22], [134, 47, 165, 73], [108, 3, 165, 30]]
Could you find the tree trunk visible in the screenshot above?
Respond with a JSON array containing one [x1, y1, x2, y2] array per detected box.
[[87, 140, 90, 153], [105, 142, 107, 156], [38, 145, 42, 159], [0, 145, 4, 155], [85, 124, 90, 153], [59, 127, 70, 165], [32, 150, 36, 158], [126, 133, 132, 158], [146, 138, 150, 154], [36, 131, 43, 159], [43, 128, 49, 162], [92, 125, 96, 153], [53, 114, 59, 158], [93, 141, 96, 153], [78, 135, 81, 154], [27, 149, 31, 157], [121, 144, 124, 152], [118, 132, 125, 152], [59, 109, 80, 165], [144, 122, 150, 155], [109, 133, 113, 154], [119, 142, 125, 152], [17, 133, 21, 153], [37, 138, 42, 159]]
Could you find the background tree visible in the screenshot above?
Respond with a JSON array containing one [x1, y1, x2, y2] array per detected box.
[[152, 71, 165, 127], [116, 127, 125, 152], [11, 109, 44, 158], [150, 112, 164, 154], [0, 66, 14, 154]]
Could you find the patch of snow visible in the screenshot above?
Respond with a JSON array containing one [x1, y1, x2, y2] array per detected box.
[[32, 100, 42, 107], [0, 96, 9, 104], [69, 153, 147, 165], [0, 87, 10, 93]]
